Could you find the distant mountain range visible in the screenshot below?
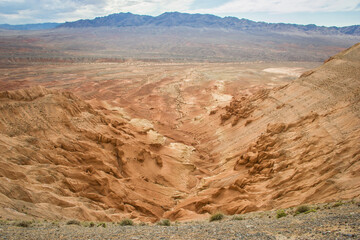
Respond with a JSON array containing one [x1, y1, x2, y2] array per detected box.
[[0, 23, 60, 30], [1, 12, 359, 36], [58, 12, 360, 35]]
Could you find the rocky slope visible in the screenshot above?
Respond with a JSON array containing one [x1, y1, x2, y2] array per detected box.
[[0, 44, 359, 222], [166, 43, 360, 220]]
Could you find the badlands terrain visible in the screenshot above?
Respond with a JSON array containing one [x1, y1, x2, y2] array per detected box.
[[0, 39, 359, 226], [0, 13, 360, 233]]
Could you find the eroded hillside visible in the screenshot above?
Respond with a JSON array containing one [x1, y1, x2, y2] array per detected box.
[[167, 43, 360, 220], [0, 86, 209, 222], [0, 44, 359, 222]]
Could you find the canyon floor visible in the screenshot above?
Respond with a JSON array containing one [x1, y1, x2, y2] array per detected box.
[[0, 200, 359, 240], [0, 41, 359, 235]]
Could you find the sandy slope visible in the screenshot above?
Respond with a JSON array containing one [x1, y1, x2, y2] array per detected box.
[[0, 44, 359, 222]]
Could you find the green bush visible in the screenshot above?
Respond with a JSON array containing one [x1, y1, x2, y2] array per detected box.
[[276, 209, 287, 218], [295, 205, 310, 215], [89, 222, 95, 227], [66, 220, 81, 226], [209, 213, 224, 222], [119, 219, 134, 226], [157, 219, 171, 226]]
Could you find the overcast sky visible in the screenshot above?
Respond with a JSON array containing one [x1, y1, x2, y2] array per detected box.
[[0, 0, 359, 26]]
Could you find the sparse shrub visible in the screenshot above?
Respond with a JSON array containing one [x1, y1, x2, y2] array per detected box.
[[66, 220, 81, 226], [97, 222, 106, 228], [276, 209, 287, 219], [232, 215, 245, 221], [209, 213, 224, 222], [89, 222, 95, 227], [157, 219, 171, 226], [324, 203, 331, 209], [295, 205, 310, 215], [15, 220, 32, 227], [139, 222, 148, 226], [304, 209, 317, 214], [332, 201, 344, 208], [119, 219, 134, 226], [82, 222, 93, 227], [51, 221, 60, 227]]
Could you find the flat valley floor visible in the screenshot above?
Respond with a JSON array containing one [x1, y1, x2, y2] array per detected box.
[[0, 201, 359, 240]]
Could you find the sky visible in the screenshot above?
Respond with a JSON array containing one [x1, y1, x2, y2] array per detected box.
[[0, 0, 359, 27]]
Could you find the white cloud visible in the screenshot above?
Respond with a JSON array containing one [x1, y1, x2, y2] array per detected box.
[[190, 0, 360, 14], [0, 0, 195, 24]]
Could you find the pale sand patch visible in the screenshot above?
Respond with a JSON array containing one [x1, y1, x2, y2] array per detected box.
[[211, 93, 233, 103], [262, 67, 305, 77], [129, 118, 154, 132]]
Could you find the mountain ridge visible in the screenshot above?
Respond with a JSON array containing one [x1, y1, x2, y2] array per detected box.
[[1, 12, 358, 35], [57, 12, 360, 35]]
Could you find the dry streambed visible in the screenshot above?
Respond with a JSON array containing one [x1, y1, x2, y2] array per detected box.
[[0, 200, 359, 240]]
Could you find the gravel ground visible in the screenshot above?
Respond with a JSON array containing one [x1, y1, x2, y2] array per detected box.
[[0, 201, 359, 240]]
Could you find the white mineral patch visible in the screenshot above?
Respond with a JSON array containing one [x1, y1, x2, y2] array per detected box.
[[262, 67, 304, 77]]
